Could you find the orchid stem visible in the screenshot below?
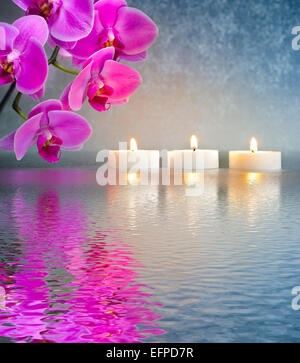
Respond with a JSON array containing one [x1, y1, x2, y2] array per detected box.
[[48, 46, 60, 65], [0, 81, 16, 116], [48, 46, 79, 75], [52, 61, 79, 75], [13, 92, 28, 121]]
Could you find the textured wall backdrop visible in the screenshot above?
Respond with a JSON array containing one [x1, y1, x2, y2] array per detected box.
[[1, 0, 300, 168]]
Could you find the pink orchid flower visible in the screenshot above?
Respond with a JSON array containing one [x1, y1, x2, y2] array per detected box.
[[62, 47, 142, 112], [12, 0, 94, 45], [0, 15, 48, 95], [0, 100, 92, 163], [68, 0, 158, 62]]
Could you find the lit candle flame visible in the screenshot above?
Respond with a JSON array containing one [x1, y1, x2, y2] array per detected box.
[[130, 138, 138, 152], [250, 137, 258, 153], [191, 135, 198, 151]]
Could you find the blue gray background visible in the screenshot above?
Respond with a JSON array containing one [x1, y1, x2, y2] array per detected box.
[[1, 0, 300, 168]]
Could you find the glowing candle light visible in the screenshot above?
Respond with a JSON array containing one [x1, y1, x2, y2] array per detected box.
[[108, 138, 159, 173], [168, 135, 219, 172], [191, 135, 198, 152], [250, 137, 258, 153], [229, 137, 281, 171], [130, 138, 138, 152]]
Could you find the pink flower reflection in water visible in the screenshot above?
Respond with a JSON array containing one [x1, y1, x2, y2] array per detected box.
[[0, 186, 165, 343]]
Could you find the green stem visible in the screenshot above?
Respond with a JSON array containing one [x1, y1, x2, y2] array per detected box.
[[0, 81, 16, 115], [48, 46, 60, 65], [13, 92, 27, 121], [48, 46, 79, 75], [52, 61, 79, 75]]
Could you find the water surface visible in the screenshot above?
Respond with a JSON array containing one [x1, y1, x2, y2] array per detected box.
[[0, 169, 300, 342]]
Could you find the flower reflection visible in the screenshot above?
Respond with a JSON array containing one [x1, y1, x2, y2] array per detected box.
[[0, 287, 6, 310], [0, 185, 164, 343]]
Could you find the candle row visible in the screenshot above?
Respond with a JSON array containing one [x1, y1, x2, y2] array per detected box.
[[108, 136, 281, 172]]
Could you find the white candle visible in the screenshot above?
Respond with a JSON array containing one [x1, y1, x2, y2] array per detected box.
[[108, 138, 160, 172], [229, 137, 281, 171], [168, 135, 219, 171]]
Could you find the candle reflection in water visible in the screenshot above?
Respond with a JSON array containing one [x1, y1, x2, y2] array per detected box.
[[127, 172, 141, 185], [166, 172, 219, 230], [184, 172, 203, 187], [227, 170, 281, 222], [107, 182, 159, 230], [0, 182, 164, 343]]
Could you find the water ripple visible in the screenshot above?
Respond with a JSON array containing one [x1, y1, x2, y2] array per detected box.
[[0, 169, 300, 342]]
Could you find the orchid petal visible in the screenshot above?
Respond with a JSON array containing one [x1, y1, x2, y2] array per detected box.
[[101, 60, 142, 101], [11, 0, 32, 10], [28, 99, 62, 119], [67, 12, 104, 59], [16, 38, 48, 94], [49, 36, 77, 50], [0, 131, 16, 151], [37, 134, 62, 163], [72, 56, 86, 68], [87, 81, 101, 100], [48, 110, 92, 149], [13, 16, 49, 53], [50, 0, 94, 42], [14, 113, 42, 160], [119, 51, 147, 62], [48, 37, 74, 58], [89, 95, 108, 112], [28, 86, 45, 102], [0, 69, 14, 85], [0, 23, 19, 53], [60, 83, 72, 111], [0, 27, 4, 51], [95, 0, 127, 28], [114, 7, 158, 55], [88, 47, 115, 76], [69, 62, 92, 111]]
